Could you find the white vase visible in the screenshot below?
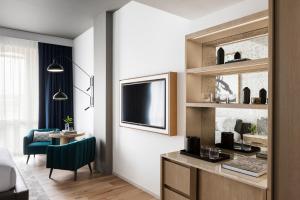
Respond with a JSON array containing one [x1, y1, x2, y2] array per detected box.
[[65, 123, 69, 131]]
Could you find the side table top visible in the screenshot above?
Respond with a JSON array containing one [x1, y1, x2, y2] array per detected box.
[[49, 132, 85, 139]]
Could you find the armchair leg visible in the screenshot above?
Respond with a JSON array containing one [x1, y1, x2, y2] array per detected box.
[[49, 168, 53, 179], [74, 170, 77, 181], [88, 163, 92, 174], [26, 155, 30, 164]]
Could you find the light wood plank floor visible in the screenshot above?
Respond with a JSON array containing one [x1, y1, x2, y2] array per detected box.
[[15, 155, 157, 200]]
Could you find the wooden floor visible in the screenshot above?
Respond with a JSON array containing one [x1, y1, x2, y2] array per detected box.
[[15, 155, 157, 200]]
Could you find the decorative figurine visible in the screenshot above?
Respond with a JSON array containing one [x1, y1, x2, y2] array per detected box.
[[217, 47, 225, 65], [234, 52, 241, 60], [243, 87, 251, 104], [234, 119, 251, 140], [251, 97, 261, 104], [259, 88, 267, 104]]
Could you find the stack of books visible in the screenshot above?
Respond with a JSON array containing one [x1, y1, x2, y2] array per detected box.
[[222, 156, 267, 177]]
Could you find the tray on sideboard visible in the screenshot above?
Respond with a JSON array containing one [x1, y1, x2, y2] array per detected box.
[[215, 143, 261, 153], [180, 150, 231, 163]]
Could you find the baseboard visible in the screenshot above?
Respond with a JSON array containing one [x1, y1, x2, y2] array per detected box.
[[113, 172, 160, 199]]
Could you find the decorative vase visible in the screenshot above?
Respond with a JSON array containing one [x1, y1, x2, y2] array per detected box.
[[234, 52, 241, 60], [65, 123, 70, 131], [243, 87, 251, 104], [217, 47, 225, 65], [259, 88, 267, 104]]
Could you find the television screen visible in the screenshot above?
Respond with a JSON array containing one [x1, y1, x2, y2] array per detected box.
[[121, 79, 166, 129]]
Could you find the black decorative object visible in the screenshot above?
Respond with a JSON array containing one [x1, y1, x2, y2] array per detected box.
[[180, 150, 230, 163], [185, 136, 200, 154], [243, 87, 251, 104], [234, 119, 243, 133], [259, 88, 267, 104], [217, 47, 225, 65], [215, 143, 260, 153], [234, 52, 241, 60], [234, 119, 251, 140], [221, 132, 234, 149]]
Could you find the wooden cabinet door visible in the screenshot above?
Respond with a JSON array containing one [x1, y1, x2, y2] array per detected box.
[[164, 160, 191, 196], [164, 188, 189, 200], [198, 170, 266, 200]]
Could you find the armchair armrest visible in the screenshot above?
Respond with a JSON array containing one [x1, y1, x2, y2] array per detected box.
[[46, 143, 78, 171], [23, 130, 34, 155]]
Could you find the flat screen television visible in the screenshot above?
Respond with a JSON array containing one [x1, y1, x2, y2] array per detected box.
[[120, 73, 177, 135], [121, 79, 166, 129]]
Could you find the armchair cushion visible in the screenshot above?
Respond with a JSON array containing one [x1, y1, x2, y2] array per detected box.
[[28, 142, 51, 155], [33, 131, 53, 142]]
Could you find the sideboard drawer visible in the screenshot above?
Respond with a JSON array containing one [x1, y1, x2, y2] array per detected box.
[[164, 160, 190, 196], [164, 188, 189, 200]]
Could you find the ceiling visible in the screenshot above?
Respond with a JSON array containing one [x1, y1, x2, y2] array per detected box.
[[0, 0, 244, 39]]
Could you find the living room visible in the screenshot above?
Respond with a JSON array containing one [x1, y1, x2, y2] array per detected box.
[[0, 0, 299, 200]]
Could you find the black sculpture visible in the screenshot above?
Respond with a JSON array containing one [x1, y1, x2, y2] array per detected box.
[[221, 132, 234, 149], [217, 47, 225, 64], [243, 87, 251, 104], [234, 119, 251, 140], [259, 88, 267, 104], [234, 52, 241, 60]]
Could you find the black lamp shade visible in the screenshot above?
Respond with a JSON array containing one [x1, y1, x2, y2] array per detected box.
[[53, 89, 68, 101], [47, 60, 64, 72]]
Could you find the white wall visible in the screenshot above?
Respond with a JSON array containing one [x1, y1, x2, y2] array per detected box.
[[188, 0, 268, 33], [113, 2, 188, 197], [0, 27, 73, 46], [73, 27, 94, 135], [112, 0, 267, 197]]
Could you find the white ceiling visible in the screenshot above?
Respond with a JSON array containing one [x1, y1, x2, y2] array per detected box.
[[0, 0, 244, 39]]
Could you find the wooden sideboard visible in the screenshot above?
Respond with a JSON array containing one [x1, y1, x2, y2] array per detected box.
[[161, 152, 267, 200]]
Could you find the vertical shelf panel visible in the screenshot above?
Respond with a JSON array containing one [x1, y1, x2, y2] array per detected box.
[[186, 74, 215, 103], [186, 107, 215, 145], [186, 40, 202, 69]]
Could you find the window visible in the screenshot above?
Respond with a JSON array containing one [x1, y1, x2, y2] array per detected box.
[[0, 36, 38, 155]]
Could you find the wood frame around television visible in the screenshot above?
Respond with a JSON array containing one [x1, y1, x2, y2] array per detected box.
[[119, 72, 177, 136]]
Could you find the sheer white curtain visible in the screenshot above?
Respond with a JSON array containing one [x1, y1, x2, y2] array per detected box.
[[0, 36, 38, 155]]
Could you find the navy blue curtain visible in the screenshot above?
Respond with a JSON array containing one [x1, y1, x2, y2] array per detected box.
[[38, 43, 73, 130]]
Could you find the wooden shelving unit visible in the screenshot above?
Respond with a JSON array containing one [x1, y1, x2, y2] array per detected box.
[[186, 102, 268, 110], [184, 10, 272, 199], [161, 10, 272, 200], [185, 10, 270, 146]]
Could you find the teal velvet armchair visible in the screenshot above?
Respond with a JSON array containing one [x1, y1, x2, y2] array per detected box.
[[23, 128, 59, 164], [46, 137, 96, 181]]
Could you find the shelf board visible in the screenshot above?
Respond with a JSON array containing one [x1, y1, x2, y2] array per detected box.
[[186, 102, 268, 110], [186, 11, 268, 44], [186, 58, 268, 75]]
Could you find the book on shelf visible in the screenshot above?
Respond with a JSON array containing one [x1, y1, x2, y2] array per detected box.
[[222, 156, 267, 177]]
